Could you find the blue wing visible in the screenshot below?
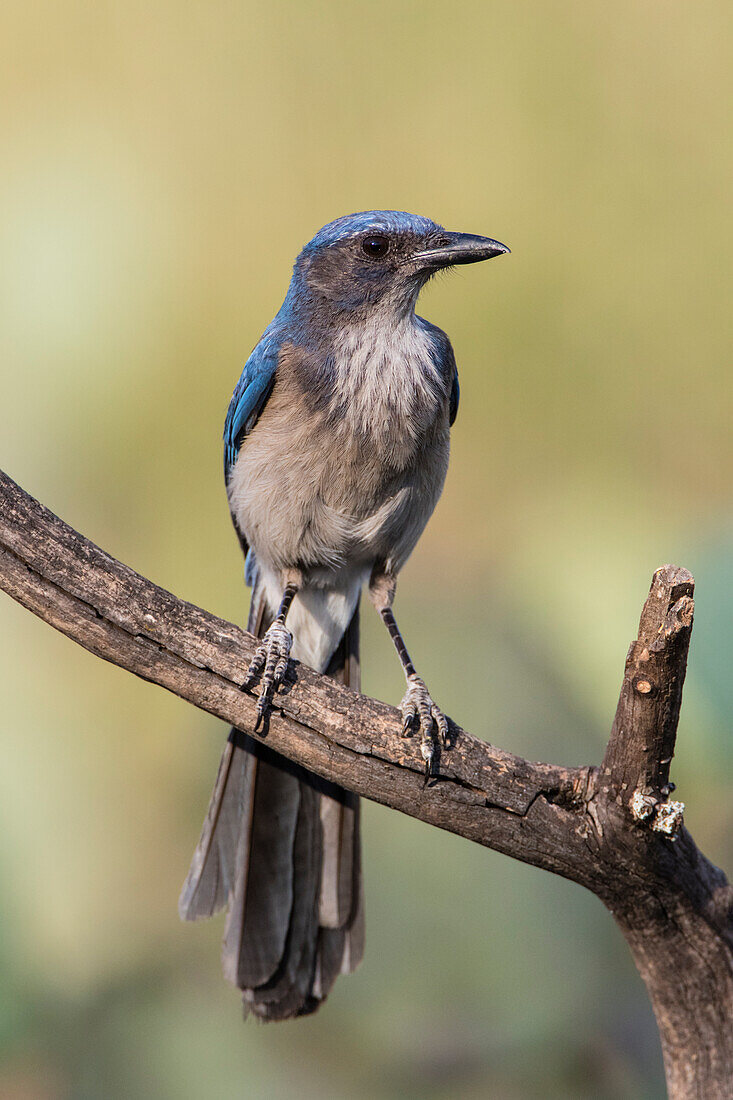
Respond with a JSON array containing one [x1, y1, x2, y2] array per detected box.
[[438, 331, 459, 425], [449, 369, 459, 426], [223, 333, 280, 482], [418, 317, 459, 426]]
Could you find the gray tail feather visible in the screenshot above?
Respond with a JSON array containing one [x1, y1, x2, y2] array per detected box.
[[179, 581, 364, 1020]]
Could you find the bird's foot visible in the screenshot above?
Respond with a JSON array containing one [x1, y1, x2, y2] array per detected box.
[[400, 674, 449, 783], [243, 620, 293, 726]]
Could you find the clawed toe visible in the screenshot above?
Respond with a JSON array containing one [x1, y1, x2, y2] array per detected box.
[[243, 620, 293, 723], [399, 674, 449, 781]]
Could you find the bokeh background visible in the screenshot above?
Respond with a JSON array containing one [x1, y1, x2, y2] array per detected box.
[[1, 2, 731, 1097]]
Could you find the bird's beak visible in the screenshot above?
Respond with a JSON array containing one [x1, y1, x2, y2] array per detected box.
[[410, 231, 510, 270]]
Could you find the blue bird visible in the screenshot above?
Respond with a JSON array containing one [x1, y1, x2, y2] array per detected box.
[[179, 211, 509, 1019]]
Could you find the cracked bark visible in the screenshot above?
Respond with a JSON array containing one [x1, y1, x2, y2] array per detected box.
[[0, 467, 731, 1098]]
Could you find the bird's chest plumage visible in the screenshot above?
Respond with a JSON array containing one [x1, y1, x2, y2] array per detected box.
[[330, 322, 442, 451], [227, 318, 451, 580]]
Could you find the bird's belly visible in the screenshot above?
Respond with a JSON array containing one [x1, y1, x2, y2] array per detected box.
[[227, 359, 450, 575], [227, 382, 449, 671], [231, 444, 445, 583]]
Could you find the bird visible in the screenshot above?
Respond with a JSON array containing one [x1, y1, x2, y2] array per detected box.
[[179, 210, 509, 1020]]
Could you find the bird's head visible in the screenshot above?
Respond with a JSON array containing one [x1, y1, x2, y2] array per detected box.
[[289, 210, 509, 319]]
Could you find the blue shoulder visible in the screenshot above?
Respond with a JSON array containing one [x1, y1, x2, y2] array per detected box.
[[223, 331, 280, 479], [417, 317, 459, 426], [449, 370, 460, 427]]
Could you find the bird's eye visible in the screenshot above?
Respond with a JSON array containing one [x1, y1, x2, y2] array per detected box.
[[361, 234, 390, 258]]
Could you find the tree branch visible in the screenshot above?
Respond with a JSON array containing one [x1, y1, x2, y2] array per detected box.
[[1, 466, 731, 1098]]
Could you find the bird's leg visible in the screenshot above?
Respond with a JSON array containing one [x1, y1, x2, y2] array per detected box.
[[369, 571, 448, 782], [244, 574, 300, 726]]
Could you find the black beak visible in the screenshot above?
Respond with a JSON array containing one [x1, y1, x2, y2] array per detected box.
[[410, 231, 510, 270]]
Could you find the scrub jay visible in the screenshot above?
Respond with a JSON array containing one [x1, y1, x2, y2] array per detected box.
[[180, 211, 508, 1019]]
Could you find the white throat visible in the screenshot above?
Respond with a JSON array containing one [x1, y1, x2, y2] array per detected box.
[[331, 314, 441, 439]]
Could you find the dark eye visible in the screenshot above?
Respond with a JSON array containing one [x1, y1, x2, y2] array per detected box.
[[361, 234, 390, 258]]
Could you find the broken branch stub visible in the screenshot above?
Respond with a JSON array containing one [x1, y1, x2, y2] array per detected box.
[[600, 565, 694, 830]]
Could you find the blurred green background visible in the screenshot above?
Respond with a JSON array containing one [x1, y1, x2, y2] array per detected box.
[[1, 1, 731, 1096]]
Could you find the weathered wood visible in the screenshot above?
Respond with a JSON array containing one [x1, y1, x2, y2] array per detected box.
[[602, 563, 695, 804], [597, 564, 733, 1096], [0, 466, 731, 1098]]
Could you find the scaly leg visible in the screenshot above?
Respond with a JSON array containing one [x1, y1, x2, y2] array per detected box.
[[369, 571, 448, 781], [243, 578, 299, 725]]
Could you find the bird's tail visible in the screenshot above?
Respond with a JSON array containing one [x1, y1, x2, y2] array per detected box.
[[179, 579, 364, 1019]]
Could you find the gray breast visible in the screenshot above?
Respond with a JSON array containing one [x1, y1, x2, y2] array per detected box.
[[227, 318, 451, 581]]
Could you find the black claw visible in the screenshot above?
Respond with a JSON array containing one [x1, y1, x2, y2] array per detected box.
[[254, 687, 273, 730], [254, 706, 272, 736]]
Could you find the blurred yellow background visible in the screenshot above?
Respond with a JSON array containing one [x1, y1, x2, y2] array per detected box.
[[1, 2, 731, 1096]]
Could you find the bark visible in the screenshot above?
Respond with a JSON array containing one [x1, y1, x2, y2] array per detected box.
[[0, 467, 731, 1098]]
